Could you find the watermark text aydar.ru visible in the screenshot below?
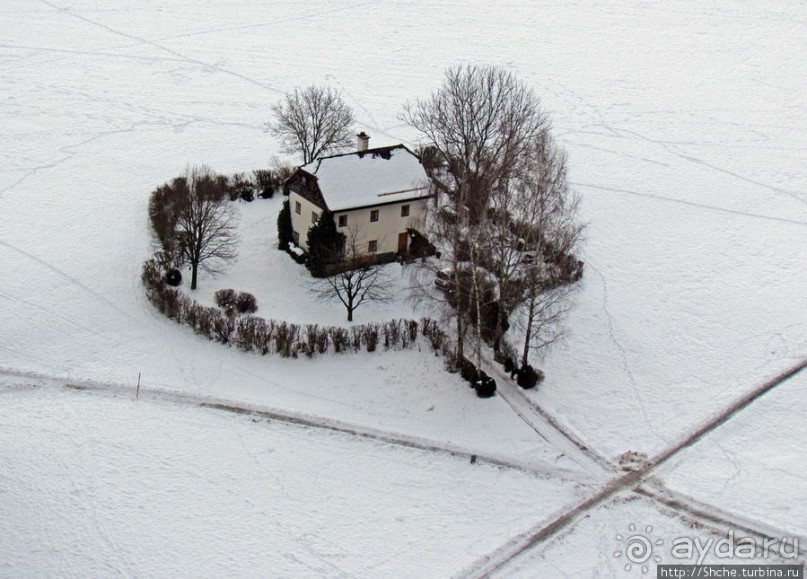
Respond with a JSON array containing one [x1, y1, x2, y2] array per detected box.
[[671, 530, 800, 565]]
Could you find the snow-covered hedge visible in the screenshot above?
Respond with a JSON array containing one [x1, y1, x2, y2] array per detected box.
[[142, 256, 450, 359]]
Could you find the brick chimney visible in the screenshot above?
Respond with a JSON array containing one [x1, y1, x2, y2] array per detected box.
[[356, 131, 370, 152]]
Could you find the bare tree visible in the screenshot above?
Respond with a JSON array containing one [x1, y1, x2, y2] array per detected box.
[[173, 165, 239, 290], [515, 135, 585, 367], [267, 85, 356, 165], [309, 229, 392, 322], [402, 64, 549, 368]]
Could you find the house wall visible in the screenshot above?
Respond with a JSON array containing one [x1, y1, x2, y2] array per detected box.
[[335, 198, 429, 256], [288, 191, 324, 251]]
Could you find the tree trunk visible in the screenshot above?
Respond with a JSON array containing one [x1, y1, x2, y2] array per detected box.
[[455, 315, 464, 369], [521, 291, 535, 368], [191, 263, 198, 290]]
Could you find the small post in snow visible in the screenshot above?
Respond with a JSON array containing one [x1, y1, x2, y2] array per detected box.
[[136, 372, 141, 399]]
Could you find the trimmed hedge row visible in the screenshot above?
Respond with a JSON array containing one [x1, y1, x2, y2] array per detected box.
[[142, 256, 451, 359]]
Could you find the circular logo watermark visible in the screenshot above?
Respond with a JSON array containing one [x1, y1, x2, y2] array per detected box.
[[614, 523, 664, 574]]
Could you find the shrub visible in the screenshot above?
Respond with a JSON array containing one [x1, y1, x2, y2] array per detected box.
[[364, 325, 379, 352], [286, 242, 307, 264], [474, 372, 497, 398], [253, 169, 275, 198], [230, 173, 254, 202], [315, 327, 329, 354], [516, 364, 544, 390], [350, 326, 362, 351], [255, 319, 274, 354], [277, 199, 293, 251], [148, 181, 183, 257], [213, 314, 233, 343], [235, 292, 258, 314], [306, 212, 345, 277], [214, 288, 237, 309], [166, 268, 182, 287], [406, 228, 436, 258], [194, 306, 216, 339], [459, 357, 479, 386], [330, 327, 349, 353], [301, 324, 317, 357]]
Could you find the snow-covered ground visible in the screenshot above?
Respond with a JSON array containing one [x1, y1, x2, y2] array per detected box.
[[657, 371, 807, 538], [185, 195, 424, 325], [1, 1, 805, 577], [0, 384, 584, 577], [492, 493, 799, 578]]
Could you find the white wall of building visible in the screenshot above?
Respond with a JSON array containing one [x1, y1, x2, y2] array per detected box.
[[288, 191, 324, 251], [289, 192, 429, 256], [334, 198, 428, 256]]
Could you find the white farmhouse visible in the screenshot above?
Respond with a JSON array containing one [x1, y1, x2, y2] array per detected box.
[[284, 134, 433, 259]]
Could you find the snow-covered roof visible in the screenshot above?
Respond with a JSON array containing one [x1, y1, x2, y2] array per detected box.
[[301, 146, 430, 212]]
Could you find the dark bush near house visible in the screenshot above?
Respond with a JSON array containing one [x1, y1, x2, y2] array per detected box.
[[214, 288, 237, 309], [459, 357, 479, 386], [277, 199, 293, 251], [517, 364, 544, 390], [226, 171, 255, 202], [286, 244, 307, 265], [406, 228, 436, 258], [474, 372, 497, 398], [503, 356, 516, 375], [235, 292, 258, 314], [165, 268, 182, 287], [253, 169, 275, 198], [306, 212, 345, 277]]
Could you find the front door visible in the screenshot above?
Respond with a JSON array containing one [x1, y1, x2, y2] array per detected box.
[[397, 232, 408, 254]]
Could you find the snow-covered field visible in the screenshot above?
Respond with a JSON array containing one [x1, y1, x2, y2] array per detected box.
[[0, 384, 585, 577], [1, 1, 805, 577]]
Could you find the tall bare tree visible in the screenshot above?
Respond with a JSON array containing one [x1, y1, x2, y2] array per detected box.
[[267, 85, 356, 165], [515, 135, 584, 367], [309, 228, 392, 322], [173, 166, 239, 290], [402, 64, 550, 368]]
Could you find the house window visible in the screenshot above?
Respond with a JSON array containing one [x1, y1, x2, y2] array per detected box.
[[370, 209, 379, 222], [294, 201, 301, 214], [368, 240, 378, 253], [311, 211, 319, 224], [292, 231, 299, 245], [338, 215, 347, 227], [401, 204, 410, 217]]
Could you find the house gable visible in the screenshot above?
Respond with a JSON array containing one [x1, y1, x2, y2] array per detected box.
[[284, 168, 328, 211]]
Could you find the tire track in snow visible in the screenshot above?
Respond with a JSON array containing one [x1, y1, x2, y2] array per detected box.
[[0, 240, 144, 326], [480, 353, 614, 477], [573, 180, 807, 227], [636, 481, 807, 559], [613, 125, 806, 206], [40, 0, 283, 95], [545, 77, 805, 207], [587, 263, 662, 441], [0, 367, 597, 486], [459, 357, 807, 578], [38, 1, 400, 149]]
